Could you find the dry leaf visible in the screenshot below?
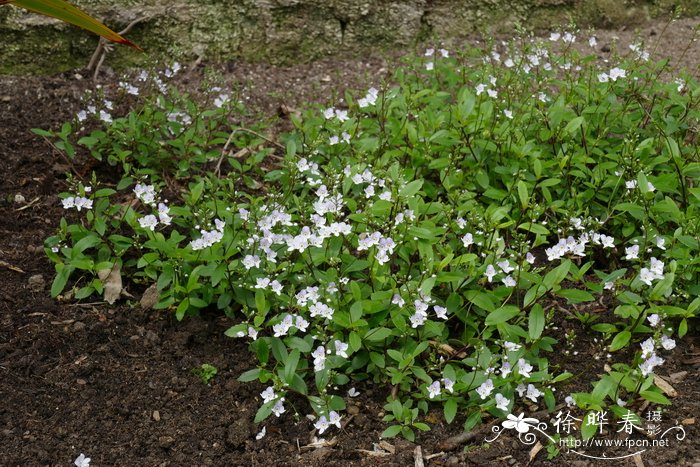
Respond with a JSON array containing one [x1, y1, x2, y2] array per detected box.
[[682, 418, 695, 425], [529, 441, 543, 463], [413, 445, 424, 467], [653, 375, 677, 398], [140, 283, 160, 310], [98, 263, 122, 304], [669, 371, 688, 383]]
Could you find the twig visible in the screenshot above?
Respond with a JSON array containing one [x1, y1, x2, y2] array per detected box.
[[88, 15, 151, 81], [215, 127, 284, 176], [15, 196, 41, 211], [0, 260, 25, 273], [39, 135, 84, 182]]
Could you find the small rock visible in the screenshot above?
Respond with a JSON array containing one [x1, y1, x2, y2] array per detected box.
[[158, 435, 175, 449], [72, 321, 86, 332], [14, 193, 25, 204], [347, 405, 360, 415], [28, 274, 45, 291], [152, 410, 160, 421]]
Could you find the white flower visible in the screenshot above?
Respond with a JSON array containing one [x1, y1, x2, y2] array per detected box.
[[255, 277, 270, 289], [379, 191, 392, 201], [242, 255, 261, 270], [476, 83, 486, 95], [61, 196, 76, 209], [314, 415, 330, 434], [484, 264, 497, 282], [608, 67, 626, 81], [655, 236, 666, 250], [329, 135, 339, 145], [248, 326, 258, 340], [261, 387, 276, 403], [323, 108, 335, 119], [495, 393, 510, 411], [640, 337, 656, 359], [625, 244, 639, 260], [425, 48, 435, 56], [598, 73, 610, 83], [487, 89, 498, 98], [526, 252, 536, 264], [74, 453, 91, 467], [334, 340, 349, 358], [409, 310, 427, 328], [138, 214, 158, 231], [425, 61, 434, 71], [434, 305, 448, 320], [502, 275, 516, 287], [639, 268, 656, 286], [525, 384, 543, 402], [476, 379, 494, 399], [272, 399, 286, 417], [503, 109, 513, 119], [392, 294, 405, 307], [256, 426, 266, 440], [312, 346, 326, 372], [498, 260, 514, 274], [660, 335, 676, 350], [549, 32, 561, 41], [335, 109, 349, 122], [462, 233, 474, 248], [504, 341, 521, 352], [639, 354, 664, 376], [649, 257, 664, 276], [562, 32, 575, 43], [517, 358, 533, 378], [329, 410, 342, 429], [428, 381, 441, 398], [565, 395, 576, 408], [442, 377, 454, 393], [589, 36, 597, 48], [439, 48, 449, 58], [270, 280, 283, 295], [347, 387, 360, 397], [647, 313, 661, 327]]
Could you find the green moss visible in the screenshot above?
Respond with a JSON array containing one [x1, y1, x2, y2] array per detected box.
[[0, 0, 697, 74]]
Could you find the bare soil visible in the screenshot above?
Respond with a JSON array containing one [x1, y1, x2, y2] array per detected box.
[[1, 17, 700, 466]]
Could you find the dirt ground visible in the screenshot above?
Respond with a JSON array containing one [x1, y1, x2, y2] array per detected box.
[[1, 16, 700, 467]]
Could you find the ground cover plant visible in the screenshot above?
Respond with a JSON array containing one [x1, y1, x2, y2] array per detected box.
[[39, 31, 699, 452]]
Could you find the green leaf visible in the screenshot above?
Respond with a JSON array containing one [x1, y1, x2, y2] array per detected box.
[[556, 289, 595, 304], [399, 180, 423, 198], [485, 305, 520, 326], [11, 0, 140, 49], [564, 116, 584, 135], [238, 368, 261, 382], [528, 304, 545, 340], [51, 264, 73, 297], [444, 399, 458, 423], [639, 390, 671, 405], [609, 330, 631, 352], [581, 411, 598, 440], [381, 425, 402, 438], [283, 349, 300, 385], [517, 180, 529, 209]]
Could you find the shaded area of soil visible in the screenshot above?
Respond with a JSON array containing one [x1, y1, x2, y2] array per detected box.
[[1, 17, 700, 466]]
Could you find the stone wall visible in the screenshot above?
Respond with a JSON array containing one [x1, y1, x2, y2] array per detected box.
[[0, 0, 696, 74]]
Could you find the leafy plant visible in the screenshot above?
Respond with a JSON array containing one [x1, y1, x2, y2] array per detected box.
[[192, 363, 218, 384], [42, 34, 699, 441]]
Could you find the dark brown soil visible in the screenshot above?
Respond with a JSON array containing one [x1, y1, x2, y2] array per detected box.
[[1, 17, 700, 467]]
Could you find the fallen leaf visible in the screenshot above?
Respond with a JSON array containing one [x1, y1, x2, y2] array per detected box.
[[140, 283, 159, 310], [98, 263, 122, 304], [682, 418, 695, 425], [529, 441, 543, 463], [669, 371, 688, 384], [414, 445, 424, 467], [653, 375, 677, 398]]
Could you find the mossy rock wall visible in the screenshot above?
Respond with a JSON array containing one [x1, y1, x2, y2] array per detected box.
[[0, 0, 696, 74]]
